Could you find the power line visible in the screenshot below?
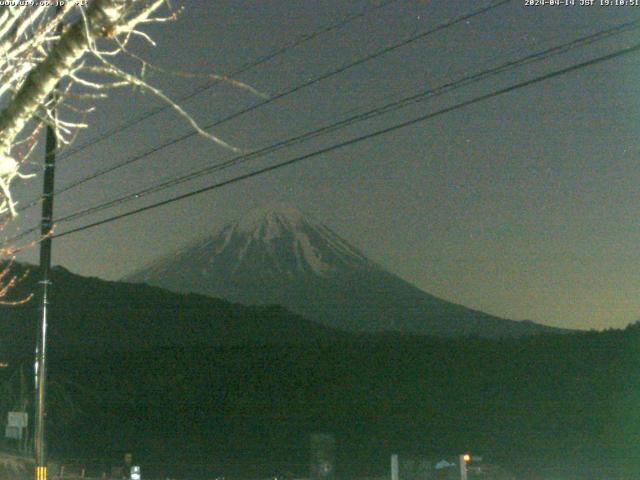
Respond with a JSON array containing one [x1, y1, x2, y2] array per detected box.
[[54, 0, 401, 163], [16, 0, 513, 214], [8, 18, 639, 243], [16, 0, 399, 214], [337, 14, 640, 120], [50, 41, 640, 240], [28, 17, 640, 231]]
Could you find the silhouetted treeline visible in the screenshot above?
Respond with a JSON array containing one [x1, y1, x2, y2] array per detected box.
[[21, 325, 640, 480]]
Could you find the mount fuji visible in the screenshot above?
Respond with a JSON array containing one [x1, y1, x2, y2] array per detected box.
[[125, 203, 564, 337]]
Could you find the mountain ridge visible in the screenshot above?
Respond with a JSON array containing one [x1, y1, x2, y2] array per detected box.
[[126, 203, 568, 337], [0, 263, 348, 357]]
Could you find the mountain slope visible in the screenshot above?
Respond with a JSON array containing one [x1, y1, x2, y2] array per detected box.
[[126, 203, 565, 337], [0, 263, 346, 357]]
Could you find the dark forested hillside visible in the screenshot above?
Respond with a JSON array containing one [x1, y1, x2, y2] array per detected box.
[[0, 264, 346, 357], [4, 326, 634, 480], [0, 263, 636, 479]]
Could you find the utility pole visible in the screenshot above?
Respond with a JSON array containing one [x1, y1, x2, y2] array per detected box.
[[20, 365, 29, 453], [390, 454, 399, 480], [34, 10, 62, 479], [459, 454, 470, 480], [34, 119, 56, 478], [34, 107, 56, 480]]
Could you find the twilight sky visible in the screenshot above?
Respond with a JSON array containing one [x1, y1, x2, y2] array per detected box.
[[8, 0, 640, 330]]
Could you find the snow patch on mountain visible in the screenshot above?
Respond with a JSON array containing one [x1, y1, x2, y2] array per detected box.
[[217, 203, 365, 276], [316, 224, 370, 265], [236, 203, 305, 241], [295, 231, 331, 275], [128, 203, 376, 285]]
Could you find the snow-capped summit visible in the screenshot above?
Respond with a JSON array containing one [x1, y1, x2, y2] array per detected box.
[[197, 202, 370, 278], [126, 204, 564, 337], [238, 208, 335, 275], [235, 202, 307, 239]]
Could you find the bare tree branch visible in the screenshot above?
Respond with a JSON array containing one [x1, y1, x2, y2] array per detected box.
[[0, 0, 144, 153], [0, 0, 248, 219]]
